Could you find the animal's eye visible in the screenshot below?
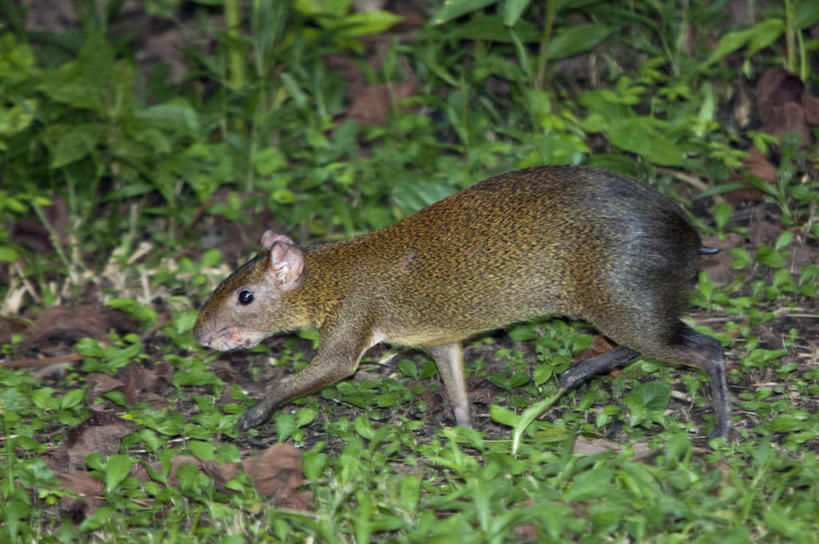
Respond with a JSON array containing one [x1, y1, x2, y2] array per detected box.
[[238, 290, 254, 305]]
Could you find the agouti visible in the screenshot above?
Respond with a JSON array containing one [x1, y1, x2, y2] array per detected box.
[[194, 165, 730, 438]]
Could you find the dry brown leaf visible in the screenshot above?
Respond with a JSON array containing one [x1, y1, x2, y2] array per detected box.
[[61, 411, 138, 472], [115, 361, 159, 406], [10, 197, 70, 253], [59, 470, 104, 521], [19, 304, 139, 353], [803, 91, 819, 124], [86, 373, 125, 399], [202, 459, 240, 486], [347, 80, 418, 126], [742, 147, 777, 184], [242, 443, 311, 509], [756, 67, 815, 145], [574, 335, 617, 362]]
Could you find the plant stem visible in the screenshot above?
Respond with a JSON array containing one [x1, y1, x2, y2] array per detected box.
[[225, 0, 245, 89], [535, 0, 557, 90], [784, 0, 796, 73]]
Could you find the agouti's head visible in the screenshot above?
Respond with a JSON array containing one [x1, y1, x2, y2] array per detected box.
[[194, 231, 306, 351]]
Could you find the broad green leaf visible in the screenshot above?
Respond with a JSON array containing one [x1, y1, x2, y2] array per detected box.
[[49, 124, 103, 169], [702, 19, 782, 67], [546, 24, 614, 60], [490, 404, 519, 427], [756, 245, 785, 268], [774, 231, 793, 251], [564, 468, 614, 501], [0, 102, 35, 138], [134, 102, 199, 132], [747, 18, 785, 56], [38, 63, 100, 110], [31, 387, 58, 411], [106, 298, 159, 325], [302, 451, 330, 480], [76, 338, 105, 358], [624, 381, 670, 428], [770, 414, 810, 433], [0, 246, 19, 262], [173, 310, 199, 334], [295, 0, 351, 17], [151, 414, 185, 435], [503, 0, 530, 26], [702, 26, 754, 66], [397, 359, 418, 379], [354, 415, 375, 440], [0, 36, 36, 83], [253, 147, 288, 176], [796, 0, 819, 29], [39, 34, 114, 112], [188, 440, 216, 461], [605, 117, 685, 166], [335, 10, 404, 36], [628, 381, 671, 411], [447, 15, 539, 42], [104, 454, 133, 494], [272, 188, 297, 204], [60, 389, 85, 410], [393, 181, 454, 216], [175, 461, 200, 493], [430, 0, 499, 25], [400, 475, 421, 511], [297, 407, 318, 427], [533, 363, 553, 386]]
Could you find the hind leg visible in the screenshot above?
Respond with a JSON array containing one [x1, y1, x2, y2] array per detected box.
[[558, 346, 640, 390], [674, 326, 730, 438], [624, 322, 730, 438]]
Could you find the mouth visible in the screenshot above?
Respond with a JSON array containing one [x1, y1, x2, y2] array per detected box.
[[197, 327, 264, 351]]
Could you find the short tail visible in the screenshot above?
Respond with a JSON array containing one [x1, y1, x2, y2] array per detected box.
[[699, 246, 719, 255]]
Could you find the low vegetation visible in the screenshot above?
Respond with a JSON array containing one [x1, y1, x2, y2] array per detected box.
[[1, 0, 817, 541]]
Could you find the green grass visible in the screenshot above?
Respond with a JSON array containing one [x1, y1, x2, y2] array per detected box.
[[1, 0, 818, 541]]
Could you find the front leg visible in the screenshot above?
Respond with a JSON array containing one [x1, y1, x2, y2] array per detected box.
[[426, 343, 471, 427], [236, 316, 375, 431]]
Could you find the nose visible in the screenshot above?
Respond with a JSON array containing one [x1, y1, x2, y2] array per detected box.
[[194, 326, 213, 348]]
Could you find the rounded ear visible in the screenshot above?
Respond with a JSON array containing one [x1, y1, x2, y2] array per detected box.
[[268, 241, 304, 291], [261, 230, 294, 251]]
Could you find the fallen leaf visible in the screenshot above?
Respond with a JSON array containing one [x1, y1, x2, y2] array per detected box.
[[347, 80, 418, 126], [574, 336, 617, 362], [756, 67, 815, 145], [19, 304, 139, 353], [242, 443, 311, 509], [60, 411, 138, 471], [58, 471, 104, 521], [742, 146, 777, 183]]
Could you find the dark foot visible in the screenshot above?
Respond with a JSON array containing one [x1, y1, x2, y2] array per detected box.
[[706, 419, 731, 440], [236, 402, 272, 431]]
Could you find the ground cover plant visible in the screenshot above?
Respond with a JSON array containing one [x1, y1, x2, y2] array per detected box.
[[1, 0, 817, 541]]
